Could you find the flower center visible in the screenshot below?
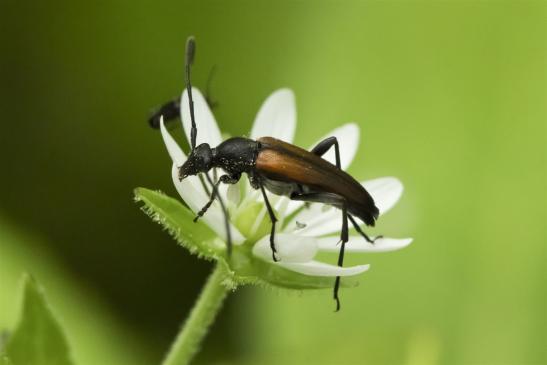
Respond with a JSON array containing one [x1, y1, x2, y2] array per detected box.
[[233, 201, 272, 243]]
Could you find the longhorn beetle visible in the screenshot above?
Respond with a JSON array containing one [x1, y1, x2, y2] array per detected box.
[[150, 37, 381, 310]]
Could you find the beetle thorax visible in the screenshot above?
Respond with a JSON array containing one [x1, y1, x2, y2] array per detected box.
[[211, 137, 259, 175]]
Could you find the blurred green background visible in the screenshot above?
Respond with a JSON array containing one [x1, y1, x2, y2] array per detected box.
[[1, 1, 545, 364]]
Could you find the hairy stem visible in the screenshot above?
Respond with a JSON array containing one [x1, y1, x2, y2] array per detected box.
[[162, 263, 230, 365]]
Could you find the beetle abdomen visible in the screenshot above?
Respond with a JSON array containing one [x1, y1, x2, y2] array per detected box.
[[256, 137, 379, 226]]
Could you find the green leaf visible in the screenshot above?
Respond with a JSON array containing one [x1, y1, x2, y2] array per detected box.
[[134, 188, 224, 260], [5, 275, 75, 365]]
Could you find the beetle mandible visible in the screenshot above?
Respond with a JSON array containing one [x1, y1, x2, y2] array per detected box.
[[150, 37, 381, 310]]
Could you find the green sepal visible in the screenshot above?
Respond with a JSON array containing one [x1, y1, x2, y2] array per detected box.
[[221, 251, 360, 290], [135, 188, 360, 290], [4, 275, 75, 365], [135, 188, 225, 260]]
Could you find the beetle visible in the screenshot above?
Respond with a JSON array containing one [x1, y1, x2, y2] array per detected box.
[[150, 37, 381, 310]]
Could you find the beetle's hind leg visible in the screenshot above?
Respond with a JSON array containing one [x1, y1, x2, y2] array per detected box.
[[348, 215, 382, 244], [290, 192, 348, 311], [258, 181, 278, 262], [309, 136, 349, 311], [311, 136, 341, 167], [333, 204, 349, 312]]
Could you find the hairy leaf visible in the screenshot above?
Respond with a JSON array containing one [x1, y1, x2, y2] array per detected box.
[[136, 188, 360, 290], [135, 188, 224, 260]]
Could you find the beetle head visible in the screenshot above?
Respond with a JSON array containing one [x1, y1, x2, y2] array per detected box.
[[179, 143, 213, 180]]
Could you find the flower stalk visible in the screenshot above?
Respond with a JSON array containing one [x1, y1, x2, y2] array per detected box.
[[162, 263, 229, 365]]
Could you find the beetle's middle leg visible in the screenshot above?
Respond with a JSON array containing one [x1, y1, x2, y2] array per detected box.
[[259, 181, 278, 262]]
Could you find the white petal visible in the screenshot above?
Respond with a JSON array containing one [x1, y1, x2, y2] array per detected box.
[[170, 164, 245, 245], [226, 183, 240, 206], [181, 87, 223, 147], [161, 117, 214, 197], [273, 195, 298, 219], [308, 123, 360, 170], [288, 204, 341, 237], [282, 200, 305, 217], [279, 261, 370, 277], [170, 163, 208, 212], [288, 177, 404, 236], [160, 117, 186, 165], [363, 177, 403, 216], [239, 188, 261, 212], [249, 205, 268, 238], [275, 195, 290, 217], [252, 233, 317, 263], [281, 123, 359, 217], [250, 89, 296, 143], [317, 236, 413, 253]]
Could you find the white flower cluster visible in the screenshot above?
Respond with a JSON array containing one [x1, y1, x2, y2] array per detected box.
[[160, 88, 412, 278]]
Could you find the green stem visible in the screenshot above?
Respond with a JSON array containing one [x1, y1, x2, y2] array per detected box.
[[162, 263, 230, 365]]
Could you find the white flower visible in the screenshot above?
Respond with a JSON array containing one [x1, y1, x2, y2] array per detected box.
[[160, 87, 412, 280]]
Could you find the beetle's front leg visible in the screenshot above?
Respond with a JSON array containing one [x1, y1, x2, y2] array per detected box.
[[194, 174, 240, 222], [258, 181, 278, 262]]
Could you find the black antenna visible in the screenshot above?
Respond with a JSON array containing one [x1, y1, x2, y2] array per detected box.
[[184, 36, 232, 253], [185, 36, 197, 151]]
